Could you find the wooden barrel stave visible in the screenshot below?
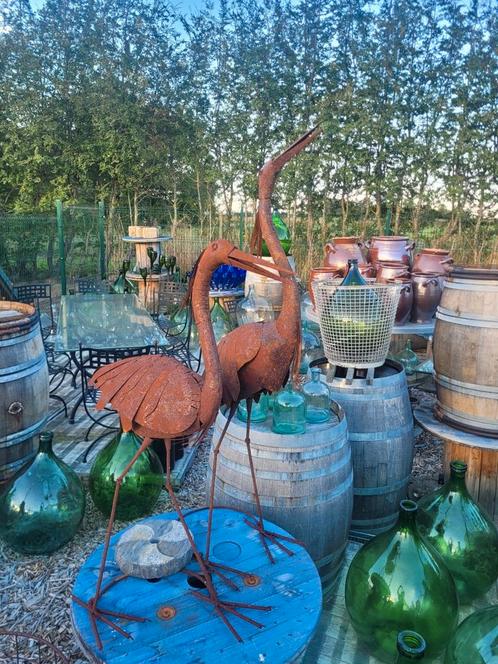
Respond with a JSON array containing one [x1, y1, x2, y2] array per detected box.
[[209, 404, 353, 588], [434, 269, 498, 437], [314, 359, 414, 535], [0, 302, 49, 481]]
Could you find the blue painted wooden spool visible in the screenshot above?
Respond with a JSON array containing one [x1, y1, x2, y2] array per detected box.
[[71, 507, 322, 663]]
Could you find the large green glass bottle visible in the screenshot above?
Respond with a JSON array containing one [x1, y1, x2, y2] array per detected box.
[[210, 300, 232, 342], [345, 499, 459, 662], [89, 430, 163, 520], [236, 394, 269, 423], [444, 606, 498, 664], [0, 431, 85, 554], [417, 460, 498, 604], [262, 211, 291, 256], [396, 631, 426, 661]]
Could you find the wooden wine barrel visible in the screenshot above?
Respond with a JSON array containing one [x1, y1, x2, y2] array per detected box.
[[312, 358, 414, 535], [0, 301, 49, 482], [434, 266, 498, 437], [244, 255, 296, 311], [208, 402, 353, 590]]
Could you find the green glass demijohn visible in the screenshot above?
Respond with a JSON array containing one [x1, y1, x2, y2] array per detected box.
[[417, 460, 498, 604], [0, 431, 85, 554], [262, 211, 291, 256], [345, 499, 459, 662], [236, 394, 269, 423], [397, 339, 419, 376], [302, 367, 331, 423], [444, 605, 498, 664], [89, 430, 163, 521], [272, 383, 306, 435], [396, 631, 426, 661], [210, 301, 232, 342]]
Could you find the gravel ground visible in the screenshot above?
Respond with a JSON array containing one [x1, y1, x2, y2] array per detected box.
[[0, 393, 444, 663]]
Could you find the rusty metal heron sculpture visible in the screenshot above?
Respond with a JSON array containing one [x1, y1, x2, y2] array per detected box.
[[206, 126, 322, 566], [72, 240, 293, 647]]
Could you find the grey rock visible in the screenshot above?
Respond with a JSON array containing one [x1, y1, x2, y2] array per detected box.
[[115, 518, 193, 579]]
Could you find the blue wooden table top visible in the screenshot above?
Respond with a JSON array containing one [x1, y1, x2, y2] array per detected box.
[[71, 507, 322, 663]]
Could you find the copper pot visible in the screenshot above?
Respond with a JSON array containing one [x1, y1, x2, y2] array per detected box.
[[324, 236, 366, 273], [308, 267, 342, 308], [411, 272, 442, 323], [387, 277, 413, 325], [367, 236, 415, 266], [412, 248, 453, 275], [376, 261, 410, 284]]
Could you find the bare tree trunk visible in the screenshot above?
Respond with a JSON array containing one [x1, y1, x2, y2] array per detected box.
[[394, 201, 402, 234], [341, 192, 349, 234], [375, 189, 382, 234], [196, 167, 204, 234]]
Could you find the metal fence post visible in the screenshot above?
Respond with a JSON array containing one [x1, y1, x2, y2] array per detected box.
[[98, 200, 106, 279], [56, 200, 67, 295], [239, 208, 244, 250]]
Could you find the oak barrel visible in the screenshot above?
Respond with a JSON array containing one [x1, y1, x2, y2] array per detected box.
[[312, 358, 414, 535], [0, 301, 49, 481], [434, 266, 498, 437], [208, 402, 353, 589]]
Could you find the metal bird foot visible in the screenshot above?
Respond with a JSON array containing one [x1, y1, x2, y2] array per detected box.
[[244, 516, 304, 564], [197, 557, 255, 591], [72, 580, 148, 651]]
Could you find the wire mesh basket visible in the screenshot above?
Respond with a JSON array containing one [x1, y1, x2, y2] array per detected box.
[[312, 281, 401, 368]]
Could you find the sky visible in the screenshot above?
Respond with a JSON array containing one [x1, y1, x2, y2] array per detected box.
[[30, 0, 210, 11]]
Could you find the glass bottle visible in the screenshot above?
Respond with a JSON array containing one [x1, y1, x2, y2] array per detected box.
[[302, 367, 330, 423], [299, 322, 322, 375], [341, 258, 367, 286], [89, 430, 163, 521], [345, 499, 459, 662], [272, 383, 306, 434], [444, 605, 498, 664], [262, 211, 291, 256], [210, 300, 232, 342], [396, 631, 426, 661], [111, 260, 137, 294], [417, 460, 498, 604], [0, 431, 85, 554], [236, 285, 273, 325], [236, 394, 269, 423], [397, 339, 419, 375]]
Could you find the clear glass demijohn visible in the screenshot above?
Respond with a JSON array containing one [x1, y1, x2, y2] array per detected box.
[[236, 394, 270, 423], [272, 382, 306, 435], [236, 285, 273, 325], [302, 367, 331, 423], [210, 300, 232, 342]]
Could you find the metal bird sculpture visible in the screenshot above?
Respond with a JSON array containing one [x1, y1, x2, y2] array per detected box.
[[206, 126, 322, 565], [72, 240, 293, 648]]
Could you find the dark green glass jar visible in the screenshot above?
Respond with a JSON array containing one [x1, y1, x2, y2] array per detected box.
[[262, 211, 291, 256], [0, 431, 85, 554], [444, 605, 498, 664], [417, 460, 498, 604], [89, 430, 163, 520], [396, 631, 426, 661], [345, 499, 459, 662]]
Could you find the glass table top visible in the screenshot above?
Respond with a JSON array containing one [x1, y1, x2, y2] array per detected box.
[[54, 293, 169, 353]]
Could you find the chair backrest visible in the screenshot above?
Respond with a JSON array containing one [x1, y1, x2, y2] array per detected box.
[[224, 297, 240, 327], [158, 280, 187, 315], [75, 278, 108, 294], [13, 283, 54, 332], [78, 344, 156, 392]]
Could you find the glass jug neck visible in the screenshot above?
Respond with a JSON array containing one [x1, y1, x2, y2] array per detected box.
[[38, 431, 54, 453], [448, 460, 468, 490], [311, 368, 321, 382], [396, 631, 426, 660], [398, 500, 418, 529]]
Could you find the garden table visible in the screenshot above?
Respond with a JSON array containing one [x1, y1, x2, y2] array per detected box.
[[54, 293, 169, 422]]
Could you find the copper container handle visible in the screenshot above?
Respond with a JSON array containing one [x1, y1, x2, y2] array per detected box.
[[441, 257, 454, 265], [405, 241, 416, 251], [324, 242, 337, 255], [400, 285, 411, 294]]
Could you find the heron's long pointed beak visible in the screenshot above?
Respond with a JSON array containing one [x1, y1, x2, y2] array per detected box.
[[227, 248, 294, 282], [276, 125, 322, 161]]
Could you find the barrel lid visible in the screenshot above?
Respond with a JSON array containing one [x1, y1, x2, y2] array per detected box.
[[0, 301, 38, 337], [450, 265, 498, 280]]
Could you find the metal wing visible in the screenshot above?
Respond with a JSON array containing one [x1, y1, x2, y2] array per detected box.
[[217, 323, 263, 406]]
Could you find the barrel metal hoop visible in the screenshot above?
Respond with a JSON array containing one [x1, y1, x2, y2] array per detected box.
[[435, 373, 498, 396], [0, 416, 47, 443], [352, 513, 397, 527], [215, 471, 353, 507], [0, 451, 37, 477], [0, 326, 40, 347], [445, 279, 498, 291], [0, 353, 47, 380], [349, 422, 414, 442], [436, 307, 498, 328], [436, 402, 498, 429], [353, 475, 410, 496], [215, 447, 352, 482]]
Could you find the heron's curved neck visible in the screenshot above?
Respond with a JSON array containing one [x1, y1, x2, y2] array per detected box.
[[191, 265, 222, 422]]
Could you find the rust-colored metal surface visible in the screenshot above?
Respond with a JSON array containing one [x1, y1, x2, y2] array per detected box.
[[207, 127, 322, 570], [73, 240, 290, 648]]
